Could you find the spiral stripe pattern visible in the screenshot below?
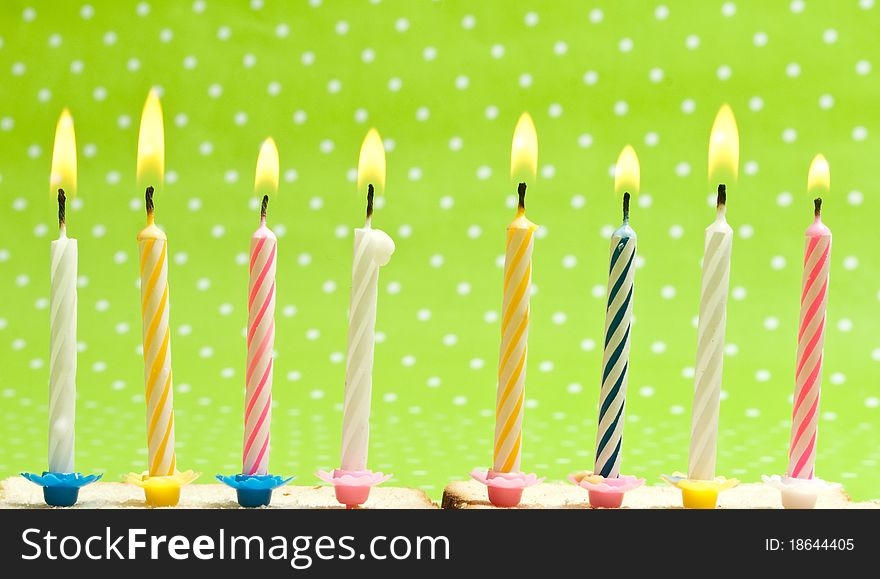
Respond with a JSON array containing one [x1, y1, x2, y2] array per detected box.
[[595, 235, 635, 478], [48, 237, 77, 473], [243, 232, 276, 475], [688, 223, 733, 481], [494, 221, 535, 473], [788, 233, 831, 479], [139, 237, 176, 476], [340, 229, 382, 471]]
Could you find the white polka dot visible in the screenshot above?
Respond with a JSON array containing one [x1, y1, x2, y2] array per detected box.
[[838, 318, 853, 332], [661, 285, 676, 299], [619, 38, 633, 52], [301, 51, 315, 66], [681, 98, 696, 114], [823, 29, 838, 44], [456, 282, 471, 296], [649, 67, 664, 83], [756, 369, 771, 382], [852, 126, 868, 141], [790, 0, 805, 13], [753, 31, 768, 47], [830, 372, 846, 385], [655, 5, 669, 19], [685, 34, 700, 50], [395, 17, 410, 32], [745, 408, 761, 418], [749, 96, 764, 111], [583, 70, 598, 85], [675, 162, 691, 177], [866, 397, 879, 408], [786, 62, 801, 78], [551, 312, 567, 325], [721, 2, 736, 16], [524, 11, 539, 26], [553, 40, 568, 55], [738, 224, 754, 238], [843, 255, 859, 270], [490, 44, 504, 58], [519, 73, 533, 88], [651, 341, 667, 354], [423, 46, 437, 61], [670, 405, 684, 415], [591, 284, 605, 299], [442, 334, 458, 346], [717, 64, 732, 80], [614, 101, 628, 116], [669, 224, 684, 239]]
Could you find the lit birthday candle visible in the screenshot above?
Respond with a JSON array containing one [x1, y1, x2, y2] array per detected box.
[[243, 138, 279, 476], [494, 113, 539, 474], [48, 109, 78, 475], [339, 129, 395, 472], [136, 89, 176, 477], [594, 146, 639, 479], [688, 104, 739, 481], [788, 155, 832, 480]]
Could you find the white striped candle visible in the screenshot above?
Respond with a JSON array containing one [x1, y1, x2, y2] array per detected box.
[[688, 185, 733, 481]]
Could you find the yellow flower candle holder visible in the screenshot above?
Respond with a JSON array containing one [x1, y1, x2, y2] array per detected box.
[[126, 470, 200, 507], [661, 472, 739, 509]]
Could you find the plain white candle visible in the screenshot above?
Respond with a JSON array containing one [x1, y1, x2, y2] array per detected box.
[[48, 213, 77, 474], [340, 199, 395, 471], [688, 187, 733, 481]]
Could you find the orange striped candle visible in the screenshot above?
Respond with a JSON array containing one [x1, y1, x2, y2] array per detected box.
[[493, 113, 538, 474], [136, 89, 175, 477]]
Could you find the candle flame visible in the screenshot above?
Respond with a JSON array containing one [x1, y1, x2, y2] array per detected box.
[[357, 128, 385, 196], [50, 108, 77, 198], [708, 104, 739, 185], [807, 154, 830, 197], [614, 145, 640, 196], [510, 112, 538, 184], [137, 88, 165, 191], [255, 137, 279, 198]]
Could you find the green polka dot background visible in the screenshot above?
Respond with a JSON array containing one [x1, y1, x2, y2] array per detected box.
[[0, 0, 878, 501]]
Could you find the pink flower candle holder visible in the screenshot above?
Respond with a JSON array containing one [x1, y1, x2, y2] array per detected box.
[[762, 475, 841, 509], [568, 472, 645, 508], [470, 469, 544, 508], [316, 469, 391, 509]]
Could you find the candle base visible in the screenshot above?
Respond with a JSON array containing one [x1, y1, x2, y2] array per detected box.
[[661, 472, 739, 509], [316, 468, 392, 509], [125, 470, 200, 507], [20, 471, 102, 507], [762, 475, 840, 509], [469, 469, 544, 508], [568, 472, 645, 508], [216, 474, 294, 508]]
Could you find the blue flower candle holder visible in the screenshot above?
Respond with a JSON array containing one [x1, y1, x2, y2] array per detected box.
[[217, 474, 293, 508], [21, 472, 102, 507]]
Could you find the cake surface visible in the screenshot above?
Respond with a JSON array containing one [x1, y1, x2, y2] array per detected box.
[[0, 477, 436, 509], [442, 480, 879, 509]]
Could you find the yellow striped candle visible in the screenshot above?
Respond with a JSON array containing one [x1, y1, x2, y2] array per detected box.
[[136, 89, 176, 477], [493, 113, 538, 474]]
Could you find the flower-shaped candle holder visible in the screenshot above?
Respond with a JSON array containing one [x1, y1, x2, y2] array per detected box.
[[125, 470, 200, 507], [470, 469, 544, 508], [216, 474, 294, 508], [316, 469, 392, 509], [762, 474, 840, 509], [662, 472, 739, 509], [21, 472, 102, 507], [568, 472, 645, 508]]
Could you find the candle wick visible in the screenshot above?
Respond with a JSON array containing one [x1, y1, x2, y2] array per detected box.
[[261, 194, 269, 222], [57, 188, 66, 230], [716, 183, 727, 209], [814, 197, 822, 218], [145, 186, 155, 219], [366, 183, 374, 224], [517, 182, 527, 213], [622, 191, 630, 223]]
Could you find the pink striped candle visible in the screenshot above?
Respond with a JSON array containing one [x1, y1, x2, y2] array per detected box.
[[788, 155, 831, 480], [243, 139, 279, 476]]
